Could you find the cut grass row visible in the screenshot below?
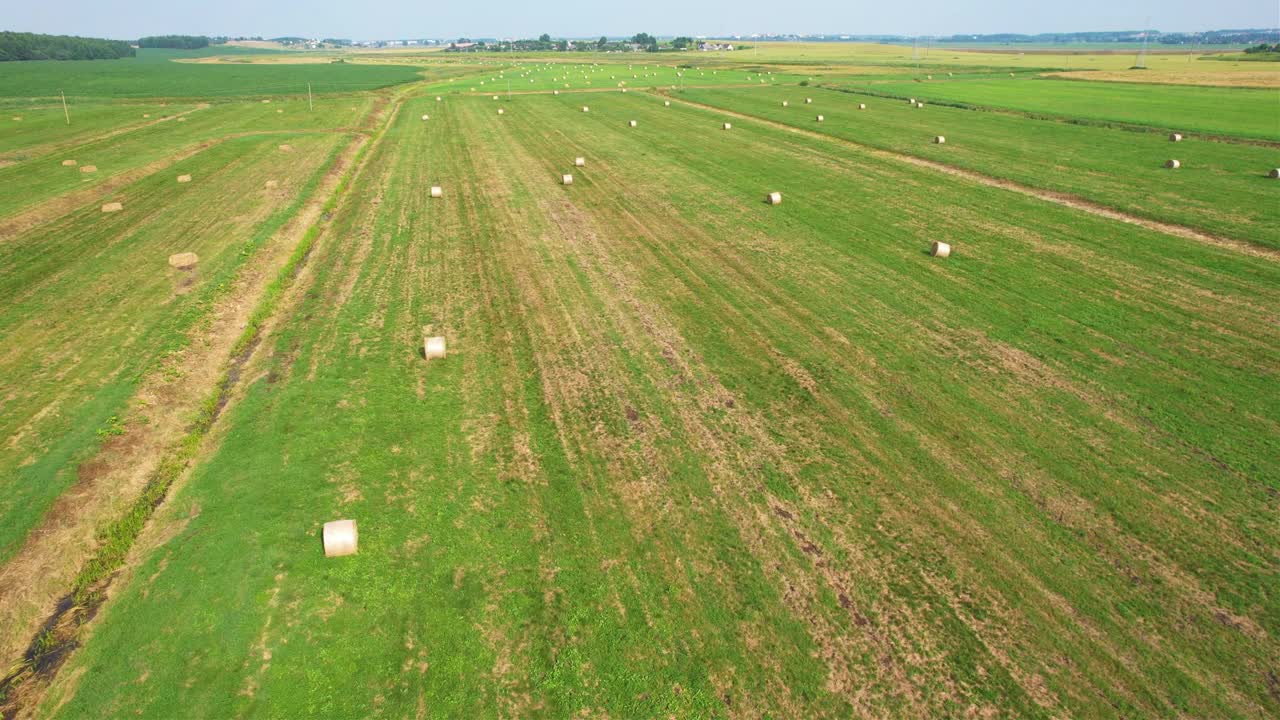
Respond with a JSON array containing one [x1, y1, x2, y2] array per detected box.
[[0, 133, 343, 565], [0, 96, 371, 218], [421, 61, 805, 94], [674, 85, 1280, 246], [42, 94, 1279, 718], [831, 75, 1280, 140]]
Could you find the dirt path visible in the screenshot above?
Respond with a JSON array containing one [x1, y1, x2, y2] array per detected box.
[[662, 93, 1280, 262]]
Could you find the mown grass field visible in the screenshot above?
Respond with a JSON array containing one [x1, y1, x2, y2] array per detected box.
[[1, 44, 1277, 720], [833, 76, 1280, 139], [421, 60, 807, 93], [675, 85, 1280, 244]]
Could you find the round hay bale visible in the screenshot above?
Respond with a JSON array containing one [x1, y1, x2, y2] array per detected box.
[[262, 99, 271, 104], [421, 114, 430, 121], [1166, 159, 1181, 169], [177, 117, 186, 122], [628, 120, 637, 127], [322, 519, 358, 557], [1269, 169, 1280, 179], [927, 74, 933, 80], [430, 186, 443, 198], [497, 108, 505, 115], [816, 115, 824, 122], [143, 113, 151, 118], [664, 100, 670, 106], [782, 100, 789, 107], [909, 98, 916, 104], [582, 106, 590, 112], [101, 202, 123, 213], [61, 159, 77, 167], [766, 192, 782, 205], [805, 98, 812, 104], [168, 252, 198, 269], [858, 103, 867, 110], [916, 102, 925, 108], [723, 122, 732, 130], [574, 157, 585, 167], [553, 90, 559, 95], [424, 336, 447, 359], [1169, 133, 1183, 142], [493, 95, 499, 100], [80, 165, 98, 173], [177, 174, 192, 183], [276, 109, 283, 114], [931, 241, 951, 258], [265, 180, 279, 188], [562, 174, 574, 185], [436, 96, 442, 101], [621, 88, 628, 93], [934, 136, 946, 144], [278, 144, 293, 152]]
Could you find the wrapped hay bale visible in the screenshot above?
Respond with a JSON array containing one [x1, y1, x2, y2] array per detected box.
[[582, 106, 590, 112], [430, 186, 443, 198], [934, 136, 946, 144], [628, 120, 637, 127], [101, 202, 123, 213], [421, 114, 430, 120], [497, 108, 505, 115], [805, 98, 812, 104], [168, 252, 198, 269], [177, 174, 192, 183], [782, 101, 789, 107], [562, 174, 574, 185], [1169, 133, 1183, 142], [766, 192, 782, 205], [575, 157, 585, 167], [931, 241, 951, 258], [424, 336, 446, 359], [1166, 159, 1181, 169], [664, 100, 670, 106], [1269, 169, 1280, 179], [858, 103, 867, 110], [723, 122, 732, 130], [816, 115, 824, 122], [322, 519, 358, 557], [436, 96, 442, 101]]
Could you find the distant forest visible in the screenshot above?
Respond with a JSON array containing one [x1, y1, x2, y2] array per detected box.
[[0, 31, 134, 61], [137, 35, 210, 49]]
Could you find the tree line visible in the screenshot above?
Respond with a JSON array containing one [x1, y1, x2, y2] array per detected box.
[[0, 31, 134, 61], [449, 33, 699, 53], [137, 35, 209, 49]]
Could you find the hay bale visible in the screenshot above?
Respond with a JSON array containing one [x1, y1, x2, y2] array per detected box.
[[421, 114, 430, 121], [177, 174, 192, 183], [277, 109, 284, 114], [168, 252, 198, 269], [858, 103, 867, 110], [927, 74, 933, 80], [723, 122, 732, 130], [322, 519, 358, 558], [916, 102, 925, 108], [436, 96, 442, 101], [582, 106, 590, 112], [805, 98, 812, 104], [262, 99, 271, 104], [424, 336, 447, 359], [562, 174, 574, 185], [265, 180, 279, 188], [1269, 169, 1280, 179], [278, 144, 293, 152], [1169, 133, 1183, 142], [497, 108, 505, 115], [574, 157, 585, 167], [101, 202, 123, 213], [664, 100, 671, 106], [430, 186, 443, 198], [1166, 159, 1181, 169], [909, 98, 916, 104], [766, 192, 782, 205], [934, 136, 946, 144], [177, 117, 186, 122], [80, 165, 97, 173], [61, 159, 77, 167], [628, 120, 637, 127], [816, 115, 824, 122], [782, 100, 789, 107], [143, 113, 151, 118], [931, 241, 951, 258], [553, 90, 559, 95], [493, 95, 499, 100]]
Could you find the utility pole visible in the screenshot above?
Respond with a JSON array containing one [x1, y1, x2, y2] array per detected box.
[[60, 90, 70, 125], [307, 82, 313, 111]]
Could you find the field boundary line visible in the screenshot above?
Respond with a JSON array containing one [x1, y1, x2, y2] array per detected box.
[[659, 92, 1280, 262], [820, 85, 1280, 148], [0, 88, 403, 717]]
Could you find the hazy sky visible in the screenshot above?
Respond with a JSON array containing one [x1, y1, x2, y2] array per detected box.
[[6, 0, 1277, 40]]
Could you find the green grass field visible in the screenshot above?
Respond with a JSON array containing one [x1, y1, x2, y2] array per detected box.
[[832, 76, 1280, 139], [675, 85, 1280, 245], [0, 50, 422, 99], [1, 45, 1277, 720]]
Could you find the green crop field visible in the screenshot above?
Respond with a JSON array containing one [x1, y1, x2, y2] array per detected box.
[[1, 43, 1277, 720], [832, 76, 1280, 139]]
